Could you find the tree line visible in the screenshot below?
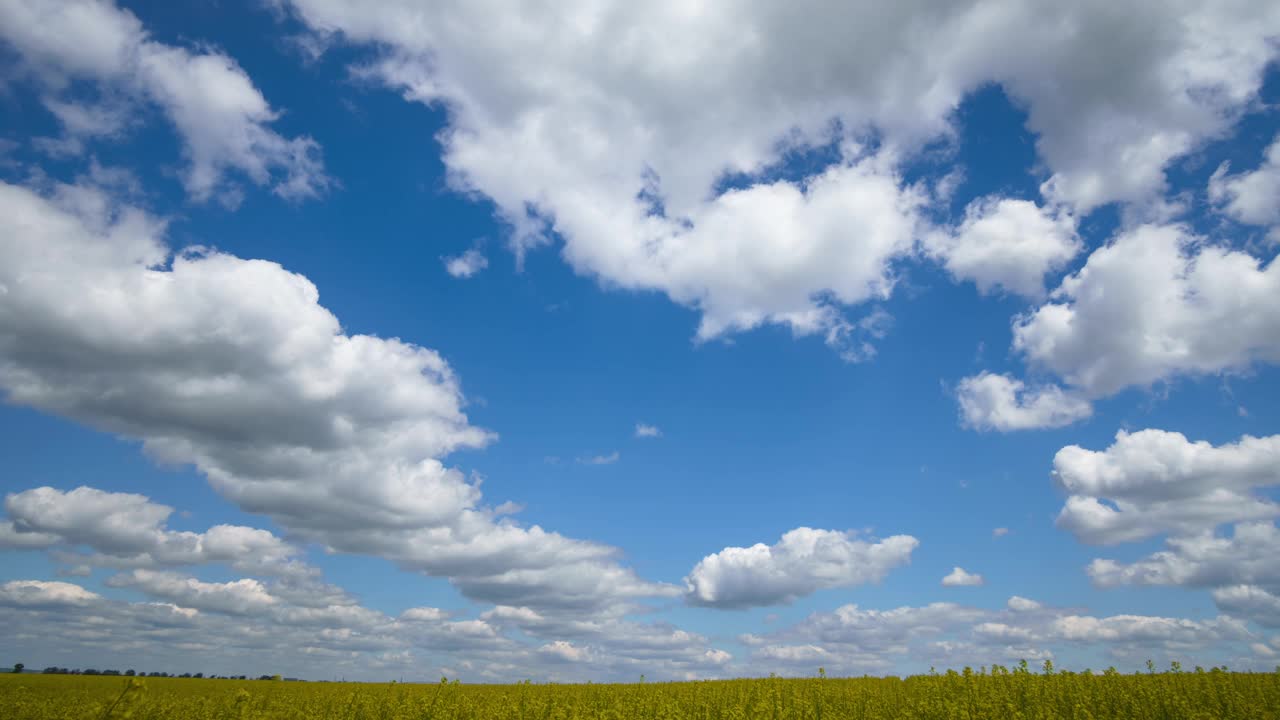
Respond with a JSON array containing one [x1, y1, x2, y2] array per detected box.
[[23, 666, 289, 681]]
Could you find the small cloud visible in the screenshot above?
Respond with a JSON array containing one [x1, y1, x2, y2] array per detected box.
[[492, 500, 524, 516], [443, 248, 488, 278], [577, 451, 620, 465], [941, 567, 985, 587], [634, 423, 662, 438], [543, 456, 561, 465], [993, 527, 1010, 538]]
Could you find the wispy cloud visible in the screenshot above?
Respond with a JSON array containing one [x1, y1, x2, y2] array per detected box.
[[634, 423, 662, 438], [577, 451, 620, 465]]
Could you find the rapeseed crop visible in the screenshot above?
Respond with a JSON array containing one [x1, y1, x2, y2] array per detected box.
[[3, 664, 1278, 719]]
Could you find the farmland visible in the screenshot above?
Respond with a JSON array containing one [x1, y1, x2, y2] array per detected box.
[[3, 666, 1279, 719]]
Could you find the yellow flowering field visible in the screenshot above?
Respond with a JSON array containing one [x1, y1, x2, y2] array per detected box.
[[3, 666, 1279, 719]]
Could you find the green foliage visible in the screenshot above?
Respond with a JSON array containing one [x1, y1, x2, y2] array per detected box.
[[1, 666, 1279, 719]]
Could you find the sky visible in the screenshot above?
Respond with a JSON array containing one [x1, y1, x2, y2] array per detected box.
[[1, 0, 1279, 682]]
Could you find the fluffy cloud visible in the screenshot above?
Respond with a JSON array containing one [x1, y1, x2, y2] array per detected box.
[[1090, 523, 1280, 591], [942, 567, 985, 587], [956, 372, 1092, 431], [107, 570, 280, 616], [1053, 430, 1280, 544], [927, 198, 1081, 298], [0, 0, 329, 201], [1049, 614, 1248, 646], [1, 486, 305, 578], [274, 0, 1278, 354], [684, 528, 918, 608], [1209, 134, 1280, 227], [0, 579, 101, 607], [443, 249, 488, 279], [1013, 224, 1280, 398], [0, 178, 671, 616], [1212, 586, 1280, 628], [962, 221, 1280, 429]]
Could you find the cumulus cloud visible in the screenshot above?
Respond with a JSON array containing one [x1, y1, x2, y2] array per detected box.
[[1013, 224, 1280, 398], [0, 178, 672, 616], [442, 248, 488, 279], [0, 486, 305, 578], [1209, 134, 1280, 227], [956, 372, 1092, 431], [1049, 614, 1248, 646], [1054, 430, 1280, 544], [962, 217, 1280, 430], [0, 579, 101, 607], [0, 0, 329, 201], [942, 567, 985, 587], [747, 595, 1254, 675], [0, 565, 732, 682], [1212, 585, 1280, 628], [272, 0, 1278, 356], [107, 570, 280, 615], [927, 197, 1081, 298], [684, 528, 918, 609], [1090, 523, 1280, 591]]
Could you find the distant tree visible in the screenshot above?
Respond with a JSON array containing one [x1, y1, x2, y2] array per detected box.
[[125, 669, 135, 677], [84, 669, 99, 676], [193, 673, 203, 679], [12, 663, 23, 674]]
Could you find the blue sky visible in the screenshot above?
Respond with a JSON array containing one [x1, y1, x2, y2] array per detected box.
[[1, 0, 1279, 681]]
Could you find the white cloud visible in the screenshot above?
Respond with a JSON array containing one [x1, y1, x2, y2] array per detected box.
[[274, 0, 1278, 356], [0, 178, 673, 617], [993, 527, 1010, 538], [0, 579, 101, 607], [1007, 596, 1042, 612], [684, 528, 918, 608], [964, 221, 1280, 429], [1213, 585, 1280, 628], [1053, 430, 1280, 544], [577, 452, 620, 465], [1049, 614, 1247, 646], [747, 595, 1253, 675], [106, 570, 279, 615], [443, 248, 488, 279], [1, 486, 306, 577], [1014, 224, 1280, 398], [634, 423, 662, 438], [927, 197, 1081, 298], [956, 372, 1092, 431], [539, 640, 593, 663], [1209, 134, 1280, 227], [1089, 523, 1280, 591], [0, 0, 329, 202], [941, 567, 985, 587]]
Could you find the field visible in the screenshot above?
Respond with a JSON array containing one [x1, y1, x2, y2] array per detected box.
[[3, 667, 1279, 719]]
